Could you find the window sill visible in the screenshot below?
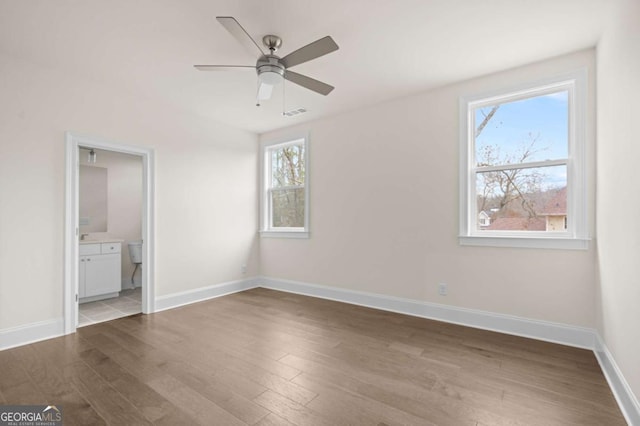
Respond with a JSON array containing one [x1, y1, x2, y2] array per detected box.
[[459, 235, 590, 250], [260, 230, 309, 239]]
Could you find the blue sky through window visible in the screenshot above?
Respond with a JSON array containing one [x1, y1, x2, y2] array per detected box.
[[474, 90, 568, 189]]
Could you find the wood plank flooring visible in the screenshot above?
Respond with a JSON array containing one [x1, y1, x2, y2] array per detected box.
[[0, 288, 626, 425]]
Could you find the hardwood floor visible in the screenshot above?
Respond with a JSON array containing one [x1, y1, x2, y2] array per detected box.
[[0, 288, 626, 425]]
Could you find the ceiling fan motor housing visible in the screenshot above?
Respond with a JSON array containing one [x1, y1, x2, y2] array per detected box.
[[256, 55, 285, 85]]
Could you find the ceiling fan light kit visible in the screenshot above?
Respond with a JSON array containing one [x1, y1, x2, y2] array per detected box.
[[256, 53, 285, 86], [257, 81, 274, 101], [195, 16, 339, 106]]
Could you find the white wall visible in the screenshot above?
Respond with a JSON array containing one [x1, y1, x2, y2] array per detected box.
[[260, 49, 597, 328], [80, 149, 144, 288], [596, 0, 640, 404], [0, 52, 259, 331]]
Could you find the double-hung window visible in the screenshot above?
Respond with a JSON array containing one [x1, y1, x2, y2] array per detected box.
[[261, 136, 309, 238], [459, 70, 588, 249]]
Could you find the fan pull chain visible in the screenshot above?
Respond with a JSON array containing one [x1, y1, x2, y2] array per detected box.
[[282, 78, 286, 116], [256, 79, 261, 107]]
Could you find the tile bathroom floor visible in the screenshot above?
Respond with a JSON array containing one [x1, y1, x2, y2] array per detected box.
[[78, 287, 142, 327]]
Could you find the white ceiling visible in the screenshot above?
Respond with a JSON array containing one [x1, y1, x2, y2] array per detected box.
[[0, 0, 609, 133]]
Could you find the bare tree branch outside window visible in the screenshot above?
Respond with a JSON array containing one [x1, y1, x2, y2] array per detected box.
[[271, 144, 305, 227], [474, 93, 568, 231]]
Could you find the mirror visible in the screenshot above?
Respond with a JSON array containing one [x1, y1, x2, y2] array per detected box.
[[79, 165, 108, 232]]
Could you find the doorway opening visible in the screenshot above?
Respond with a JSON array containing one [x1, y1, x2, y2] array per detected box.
[[77, 148, 142, 326], [64, 133, 155, 334]]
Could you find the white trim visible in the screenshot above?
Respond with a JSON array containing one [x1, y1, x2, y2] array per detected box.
[[2, 276, 638, 423], [1, 278, 260, 351], [260, 230, 310, 239], [154, 278, 260, 312], [595, 335, 640, 426], [258, 276, 596, 349], [64, 132, 156, 336], [260, 132, 310, 237], [0, 319, 65, 351], [570, 68, 589, 244], [459, 69, 589, 249], [64, 135, 79, 334], [459, 235, 590, 250], [142, 148, 156, 314], [267, 138, 306, 150], [257, 277, 637, 420], [270, 184, 304, 191], [476, 158, 567, 173]]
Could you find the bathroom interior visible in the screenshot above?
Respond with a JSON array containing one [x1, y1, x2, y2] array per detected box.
[[78, 147, 143, 326]]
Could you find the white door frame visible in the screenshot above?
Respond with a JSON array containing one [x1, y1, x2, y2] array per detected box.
[[63, 132, 155, 334]]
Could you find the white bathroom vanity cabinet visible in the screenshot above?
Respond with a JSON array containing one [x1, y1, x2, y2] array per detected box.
[[79, 241, 122, 302]]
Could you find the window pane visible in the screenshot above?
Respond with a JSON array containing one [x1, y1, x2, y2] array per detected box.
[[271, 144, 305, 188], [476, 165, 567, 232], [271, 188, 305, 228], [475, 90, 568, 167]]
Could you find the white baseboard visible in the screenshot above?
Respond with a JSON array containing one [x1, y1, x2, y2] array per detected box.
[[258, 276, 596, 349], [154, 277, 259, 312], [259, 276, 640, 424], [595, 335, 640, 425], [0, 278, 258, 352], [1, 275, 638, 425], [0, 318, 65, 351]]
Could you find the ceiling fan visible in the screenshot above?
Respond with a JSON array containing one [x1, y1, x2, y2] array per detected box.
[[195, 16, 339, 102]]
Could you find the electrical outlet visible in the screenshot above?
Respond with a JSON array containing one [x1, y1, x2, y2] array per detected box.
[[438, 283, 448, 296], [241, 264, 247, 274]]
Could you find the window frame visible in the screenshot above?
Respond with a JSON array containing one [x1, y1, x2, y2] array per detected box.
[[459, 70, 589, 250], [260, 134, 310, 238]]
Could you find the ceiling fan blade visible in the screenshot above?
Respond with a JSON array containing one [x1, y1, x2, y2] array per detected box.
[[194, 65, 256, 71], [281, 36, 339, 69], [216, 16, 265, 57], [285, 71, 334, 95]]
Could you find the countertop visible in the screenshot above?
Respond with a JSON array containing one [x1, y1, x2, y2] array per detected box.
[[79, 238, 124, 244]]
